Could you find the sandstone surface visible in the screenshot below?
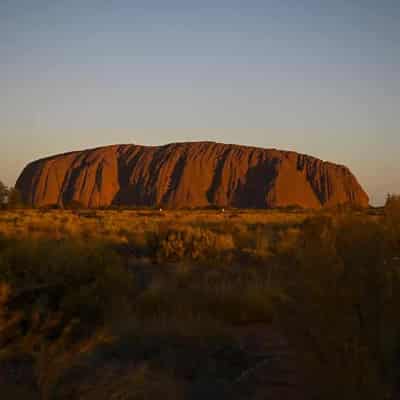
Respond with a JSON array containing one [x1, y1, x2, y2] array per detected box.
[[16, 142, 369, 209]]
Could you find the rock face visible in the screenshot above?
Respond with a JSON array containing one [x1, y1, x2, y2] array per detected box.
[[16, 142, 369, 209]]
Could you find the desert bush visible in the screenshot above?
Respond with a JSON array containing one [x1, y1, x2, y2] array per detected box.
[[2, 208, 398, 397], [123, 230, 152, 256], [278, 215, 400, 399], [55, 362, 186, 400], [0, 230, 287, 397], [154, 226, 234, 263], [0, 180, 8, 208], [6, 187, 24, 209], [385, 194, 400, 209], [0, 238, 135, 357], [385, 194, 400, 229], [133, 265, 283, 326], [0, 236, 138, 398]]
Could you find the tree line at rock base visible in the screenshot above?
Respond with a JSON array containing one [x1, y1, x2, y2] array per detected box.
[[0, 181, 24, 210]]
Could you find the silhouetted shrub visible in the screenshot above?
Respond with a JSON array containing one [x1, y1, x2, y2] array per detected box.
[[0, 180, 8, 208], [6, 188, 24, 209], [278, 214, 400, 399], [0, 238, 135, 356], [385, 194, 400, 224]]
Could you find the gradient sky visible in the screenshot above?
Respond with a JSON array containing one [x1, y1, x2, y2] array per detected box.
[[1, 0, 399, 205]]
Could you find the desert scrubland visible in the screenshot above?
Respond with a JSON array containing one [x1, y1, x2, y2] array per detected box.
[[0, 202, 399, 399]]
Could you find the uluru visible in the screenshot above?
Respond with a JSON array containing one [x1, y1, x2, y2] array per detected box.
[[16, 142, 369, 209]]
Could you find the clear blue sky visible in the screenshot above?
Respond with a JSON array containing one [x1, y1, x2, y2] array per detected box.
[[1, 0, 399, 205]]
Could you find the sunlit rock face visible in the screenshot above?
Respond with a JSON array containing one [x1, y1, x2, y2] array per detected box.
[[16, 142, 369, 209]]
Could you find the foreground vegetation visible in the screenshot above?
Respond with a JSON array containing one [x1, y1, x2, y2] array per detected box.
[[0, 202, 399, 399]]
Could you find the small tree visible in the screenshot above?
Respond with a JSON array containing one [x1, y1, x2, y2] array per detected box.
[[7, 187, 23, 209], [385, 194, 400, 214], [0, 180, 8, 207], [385, 194, 400, 233]]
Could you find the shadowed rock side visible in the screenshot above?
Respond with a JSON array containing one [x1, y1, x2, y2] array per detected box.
[[16, 142, 369, 209]]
